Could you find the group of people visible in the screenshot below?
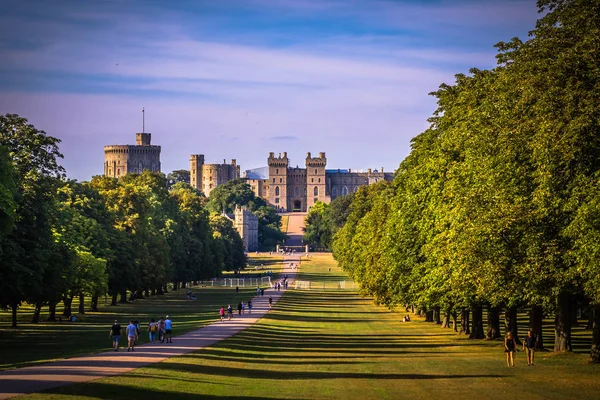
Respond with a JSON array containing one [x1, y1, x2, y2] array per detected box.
[[402, 315, 411, 322], [504, 329, 537, 367], [109, 316, 173, 352]]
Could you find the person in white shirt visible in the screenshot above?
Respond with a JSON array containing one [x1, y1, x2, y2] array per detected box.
[[164, 315, 173, 343]]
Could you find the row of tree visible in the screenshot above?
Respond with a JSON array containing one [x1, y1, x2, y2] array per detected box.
[[307, 0, 600, 362], [0, 114, 247, 327]]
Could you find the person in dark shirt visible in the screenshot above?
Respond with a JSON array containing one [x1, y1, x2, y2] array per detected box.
[[109, 320, 121, 351], [504, 331, 516, 367], [523, 329, 537, 366]]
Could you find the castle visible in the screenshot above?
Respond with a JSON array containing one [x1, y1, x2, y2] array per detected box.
[[243, 152, 394, 212], [103, 133, 161, 178], [189, 155, 240, 197], [103, 134, 393, 214]]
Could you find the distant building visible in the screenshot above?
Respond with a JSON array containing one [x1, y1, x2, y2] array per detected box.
[[244, 152, 394, 212], [104, 133, 161, 178], [224, 206, 259, 251], [190, 155, 240, 197]]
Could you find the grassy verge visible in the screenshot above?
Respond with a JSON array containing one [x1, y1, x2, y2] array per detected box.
[[22, 253, 600, 400], [281, 215, 289, 233]]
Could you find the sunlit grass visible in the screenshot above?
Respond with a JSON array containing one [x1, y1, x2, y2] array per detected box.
[[21, 253, 600, 400]]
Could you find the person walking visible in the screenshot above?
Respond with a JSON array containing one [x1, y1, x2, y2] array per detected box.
[[126, 320, 138, 352], [248, 299, 252, 314], [261, 288, 265, 297], [269, 295, 273, 308], [227, 304, 233, 320], [109, 320, 121, 351], [164, 315, 173, 343], [158, 318, 166, 343], [523, 329, 537, 366], [504, 331, 516, 367], [148, 318, 157, 343], [220, 307, 225, 321], [237, 301, 243, 315]]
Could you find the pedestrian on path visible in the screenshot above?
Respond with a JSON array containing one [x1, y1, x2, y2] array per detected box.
[[238, 301, 242, 315], [227, 304, 233, 320], [148, 318, 157, 343], [158, 318, 166, 343], [256, 286, 260, 295], [269, 295, 273, 307], [248, 299, 252, 314], [164, 315, 173, 343], [220, 307, 225, 321], [109, 320, 121, 351], [504, 331, 516, 367], [523, 329, 536, 366], [261, 288, 264, 297], [126, 320, 138, 352]]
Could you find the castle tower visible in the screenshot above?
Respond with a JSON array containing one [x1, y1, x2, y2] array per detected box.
[[306, 151, 328, 209], [190, 154, 204, 191], [104, 133, 161, 178], [268, 152, 289, 211]]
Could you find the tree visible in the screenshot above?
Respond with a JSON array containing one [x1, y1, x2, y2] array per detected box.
[[167, 170, 190, 189]]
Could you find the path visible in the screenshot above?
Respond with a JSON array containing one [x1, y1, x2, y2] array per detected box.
[[282, 212, 306, 247], [0, 256, 300, 399]]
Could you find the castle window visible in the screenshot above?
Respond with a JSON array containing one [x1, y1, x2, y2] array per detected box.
[[304, 187, 307, 195], [275, 186, 280, 196], [354, 186, 359, 192], [273, 178, 275, 183], [117, 168, 120, 177], [279, 178, 282, 183], [315, 169, 317, 174], [275, 198, 280, 204], [311, 178, 314, 183], [332, 187, 337, 196], [318, 178, 321, 183], [276, 168, 279, 174], [314, 186, 318, 196], [295, 187, 300, 196], [342, 186, 348, 196]]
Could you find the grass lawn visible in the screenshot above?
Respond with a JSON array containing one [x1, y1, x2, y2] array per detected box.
[[19, 253, 600, 400], [281, 215, 289, 233], [0, 279, 276, 371]]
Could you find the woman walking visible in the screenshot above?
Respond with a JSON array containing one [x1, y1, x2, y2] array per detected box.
[[504, 331, 516, 367], [219, 307, 225, 321], [523, 329, 536, 366]]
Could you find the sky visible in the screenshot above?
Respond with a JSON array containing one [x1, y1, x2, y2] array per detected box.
[[0, 0, 541, 181]]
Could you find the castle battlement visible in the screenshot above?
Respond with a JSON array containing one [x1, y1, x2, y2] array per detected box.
[[103, 133, 161, 178]]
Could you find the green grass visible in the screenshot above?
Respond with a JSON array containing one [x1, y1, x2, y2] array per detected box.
[[281, 215, 289, 233], [18, 253, 600, 400]]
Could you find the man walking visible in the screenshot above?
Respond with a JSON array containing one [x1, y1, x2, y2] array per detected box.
[[269, 295, 273, 308], [126, 320, 138, 352], [164, 315, 173, 343], [109, 320, 121, 351], [227, 304, 233, 320]]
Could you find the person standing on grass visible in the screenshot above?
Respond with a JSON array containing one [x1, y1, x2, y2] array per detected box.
[[523, 329, 537, 366], [269, 295, 273, 307], [126, 320, 138, 352], [148, 318, 157, 343], [109, 320, 121, 351], [220, 307, 225, 321], [164, 315, 173, 343], [504, 331, 516, 367], [248, 299, 252, 314], [227, 304, 233, 320]]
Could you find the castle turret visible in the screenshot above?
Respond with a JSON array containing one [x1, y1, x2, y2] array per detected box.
[[104, 133, 161, 178], [306, 151, 328, 209], [136, 133, 151, 146], [190, 154, 204, 191], [268, 152, 289, 210]]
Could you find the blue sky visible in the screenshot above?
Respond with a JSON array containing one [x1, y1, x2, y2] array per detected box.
[[0, 0, 540, 180]]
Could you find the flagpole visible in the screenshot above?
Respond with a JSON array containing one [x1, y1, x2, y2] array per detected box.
[[142, 107, 145, 133]]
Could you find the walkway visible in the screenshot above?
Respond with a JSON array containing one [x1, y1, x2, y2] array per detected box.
[[0, 256, 300, 399]]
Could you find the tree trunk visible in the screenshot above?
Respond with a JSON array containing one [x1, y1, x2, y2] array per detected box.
[[11, 301, 18, 328], [451, 312, 458, 332], [31, 302, 43, 324], [460, 308, 470, 335], [504, 306, 521, 344], [119, 290, 128, 303], [90, 295, 99, 312], [111, 293, 118, 306], [425, 309, 434, 322], [590, 304, 600, 363], [152, 287, 156, 296], [469, 304, 485, 339], [47, 302, 57, 321], [163, 284, 168, 293], [554, 292, 572, 352], [172, 281, 178, 291], [157, 286, 164, 295], [78, 293, 85, 315], [181, 281, 187, 289], [486, 306, 501, 339], [144, 288, 150, 298], [441, 309, 451, 328], [62, 297, 73, 317], [529, 305, 546, 350], [433, 306, 441, 324], [586, 307, 594, 330]]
